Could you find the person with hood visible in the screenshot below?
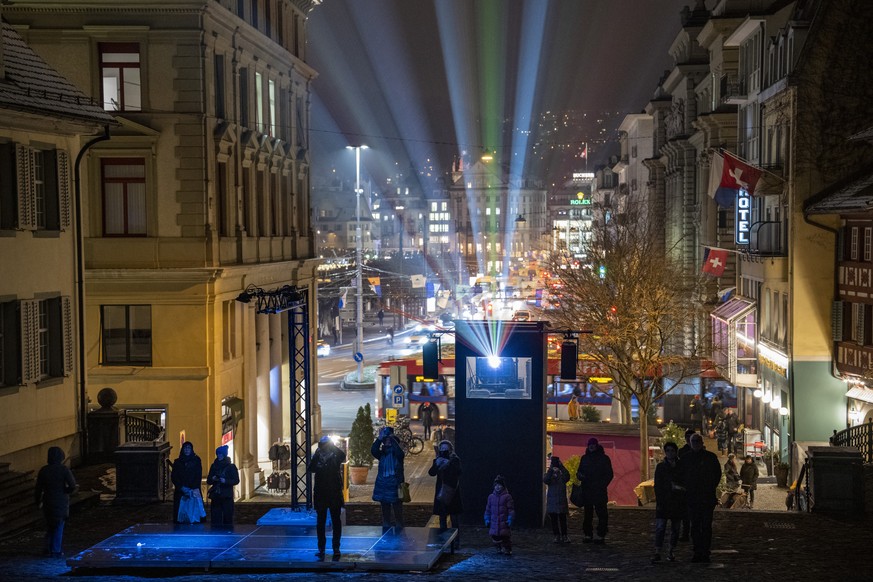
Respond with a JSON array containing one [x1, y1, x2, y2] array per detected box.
[[677, 429, 695, 541], [739, 454, 760, 509], [309, 435, 346, 559], [576, 437, 613, 543], [543, 455, 571, 543], [34, 446, 77, 557], [677, 432, 722, 563], [170, 441, 203, 524], [428, 439, 462, 549], [206, 445, 240, 526], [371, 426, 405, 532], [484, 475, 515, 555], [651, 441, 685, 563]]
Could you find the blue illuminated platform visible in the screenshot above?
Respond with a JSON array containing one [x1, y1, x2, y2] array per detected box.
[[66, 522, 457, 572]]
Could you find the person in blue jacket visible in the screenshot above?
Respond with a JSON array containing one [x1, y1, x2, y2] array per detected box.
[[371, 426, 405, 532], [34, 447, 77, 557]]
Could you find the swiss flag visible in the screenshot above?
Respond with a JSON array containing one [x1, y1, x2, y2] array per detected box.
[[702, 247, 728, 277]]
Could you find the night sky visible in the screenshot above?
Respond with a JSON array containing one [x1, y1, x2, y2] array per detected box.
[[307, 0, 692, 189]]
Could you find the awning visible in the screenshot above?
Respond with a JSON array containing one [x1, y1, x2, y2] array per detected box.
[[711, 297, 755, 323], [846, 386, 873, 404]]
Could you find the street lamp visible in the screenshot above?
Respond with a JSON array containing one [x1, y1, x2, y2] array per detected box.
[[347, 144, 368, 382]]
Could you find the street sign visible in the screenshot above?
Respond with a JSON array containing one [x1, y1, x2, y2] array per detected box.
[[386, 408, 398, 423], [393, 384, 404, 394], [353, 352, 363, 362], [392, 394, 404, 409]]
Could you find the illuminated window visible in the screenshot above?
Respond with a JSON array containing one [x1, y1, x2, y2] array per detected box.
[[102, 158, 146, 236], [255, 72, 264, 132], [268, 79, 276, 136], [99, 43, 141, 111]]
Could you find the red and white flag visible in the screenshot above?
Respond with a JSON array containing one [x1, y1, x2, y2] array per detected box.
[[580, 143, 588, 159], [702, 247, 729, 277]]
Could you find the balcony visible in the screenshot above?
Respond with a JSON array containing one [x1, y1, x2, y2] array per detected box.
[[748, 221, 785, 256], [721, 73, 748, 105]]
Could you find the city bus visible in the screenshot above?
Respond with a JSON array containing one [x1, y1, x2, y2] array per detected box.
[[375, 357, 456, 423]]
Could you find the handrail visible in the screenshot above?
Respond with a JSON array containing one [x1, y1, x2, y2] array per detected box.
[[122, 412, 166, 443], [830, 419, 873, 463]]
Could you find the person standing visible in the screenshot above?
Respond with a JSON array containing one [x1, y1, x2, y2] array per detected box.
[[484, 475, 515, 555], [34, 447, 77, 557], [309, 436, 346, 559], [652, 442, 684, 563], [724, 454, 740, 492], [739, 454, 760, 509], [429, 440, 462, 549], [567, 390, 581, 421], [421, 402, 434, 441], [576, 437, 613, 543], [371, 426, 405, 532], [543, 455, 571, 543], [677, 429, 695, 541], [724, 409, 740, 455], [689, 395, 704, 432], [171, 441, 203, 524], [678, 432, 722, 563], [206, 445, 240, 526], [377, 308, 385, 328]]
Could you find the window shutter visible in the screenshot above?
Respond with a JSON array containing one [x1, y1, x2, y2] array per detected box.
[[62, 296, 74, 375], [19, 300, 39, 384], [15, 145, 35, 230], [831, 300, 843, 341], [57, 150, 72, 231], [856, 304, 865, 344]]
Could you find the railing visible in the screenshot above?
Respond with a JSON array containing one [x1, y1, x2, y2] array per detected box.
[[720, 73, 747, 103], [122, 412, 166, 443], [749, 221, 785, 256], [790, 459, 813, 512], [830, 419, 873, 463]]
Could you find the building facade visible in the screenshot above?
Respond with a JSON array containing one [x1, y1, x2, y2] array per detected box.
[[5, 0, 321, 497]]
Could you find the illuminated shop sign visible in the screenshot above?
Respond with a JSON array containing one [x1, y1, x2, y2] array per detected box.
[[569, 192, 591, 206], [735, 189, 751, 245]]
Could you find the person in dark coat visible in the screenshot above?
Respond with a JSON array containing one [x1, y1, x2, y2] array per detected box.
[[429, 440, 462, 548], [689, 395, 704, 432], [371, 426, 405, 532], [724, 409, 740, 454], [543, 455, 571, 543], [170, 441, 203, 524], [309, 436, 346, 559], [484, 475, 515, 555], [651, 442, 685, 563], [34, 446, 77, 557], [739, 454, 760, 509], [677, 432, 722, 563], [677, 429, 695, 541], [206, 445, 240, 526], [421, 402, 435, 441], [576, 437, 613, 543]]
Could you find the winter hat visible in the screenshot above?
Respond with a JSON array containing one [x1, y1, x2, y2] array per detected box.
[[587, 437, 599, 446], [181, 441, 194, 452], [493, 475, 506, 487], [437, 440, 454, 453], [685, 428, 696, 439], [319, 435, 331, 444], [215, 445, 229, 456]]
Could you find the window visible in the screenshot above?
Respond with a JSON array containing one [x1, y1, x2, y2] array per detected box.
[[223, 300, 237, 361], [102, 159, 146, 236], [101, 305, 152, 365], [99, 43, 142, 112], [0, 144, 69, 232], [865, 227, 872, 261], [0, 301, 18, 387], [214, 55, 226, 119], [239, 68, 249, 127], [255, 72, 264, 132], [268, 79, 276, 136], [851, 227, 859, 260], [17, 297, 72, 384]]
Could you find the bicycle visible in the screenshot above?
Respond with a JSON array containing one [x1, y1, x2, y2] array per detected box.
[[373, 418, 425, 455]]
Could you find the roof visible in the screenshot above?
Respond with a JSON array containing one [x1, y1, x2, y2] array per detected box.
[[804, 165, 873, 215], [0, 20, 115, 127]]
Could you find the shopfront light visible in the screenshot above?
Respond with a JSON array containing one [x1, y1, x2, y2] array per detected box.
[[779, 407, 789, 416], [761, 391, 772, 404], [753, 389, 763, 398]]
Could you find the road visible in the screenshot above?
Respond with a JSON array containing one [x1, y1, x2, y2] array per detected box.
[[316, 325, 422, 436]]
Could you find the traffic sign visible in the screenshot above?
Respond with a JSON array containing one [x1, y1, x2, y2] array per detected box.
[[386, 408, 398, 423], [393, 384, 404, 394], [392, 394, 405, 409], [353, 352, 364, 362]]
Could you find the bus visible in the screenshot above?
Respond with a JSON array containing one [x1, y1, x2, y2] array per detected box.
[[375, 358, 456, 423]]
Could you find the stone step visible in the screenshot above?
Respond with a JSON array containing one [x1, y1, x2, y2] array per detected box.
[[0, 469, 33, 490], [0, 491, 99, 540], [0, 480, 36, 506]]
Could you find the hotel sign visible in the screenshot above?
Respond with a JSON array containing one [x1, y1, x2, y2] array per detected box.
[[735, 189, 751, 245]]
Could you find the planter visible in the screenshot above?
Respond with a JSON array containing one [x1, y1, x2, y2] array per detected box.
[[774, 465, 790, 488], [349, 465, 370, 485]]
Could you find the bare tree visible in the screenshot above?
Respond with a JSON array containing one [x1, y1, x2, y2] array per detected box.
[[546, 205, 708, 481]]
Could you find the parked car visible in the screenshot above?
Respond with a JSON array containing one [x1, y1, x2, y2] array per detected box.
[[316, 339, 331, 357]]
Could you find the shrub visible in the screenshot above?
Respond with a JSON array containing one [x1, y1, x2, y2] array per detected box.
[[579, 405, 602, 423], [348, 403, 374, 467]]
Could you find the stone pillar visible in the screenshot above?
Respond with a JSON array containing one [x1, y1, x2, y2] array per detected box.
[[256, 312, 271, 465], [269, 313, 283, 445], [240, 303, 259, 498]]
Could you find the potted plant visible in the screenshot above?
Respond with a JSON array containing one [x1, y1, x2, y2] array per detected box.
[[347, 403, 374, 485], [774, 460, 790, 488]]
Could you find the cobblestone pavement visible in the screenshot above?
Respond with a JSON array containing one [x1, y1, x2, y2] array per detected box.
[[1, 499, 871, 582]]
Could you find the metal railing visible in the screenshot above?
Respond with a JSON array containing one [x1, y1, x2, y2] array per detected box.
[[122, 412, 165, 443], [830, 419, 873, 463]]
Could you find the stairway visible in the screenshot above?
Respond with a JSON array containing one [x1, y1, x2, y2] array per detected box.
[[0, 461, 39, 538]]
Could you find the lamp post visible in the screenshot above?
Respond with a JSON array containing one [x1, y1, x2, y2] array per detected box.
[[347, 145, 368, 382]]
